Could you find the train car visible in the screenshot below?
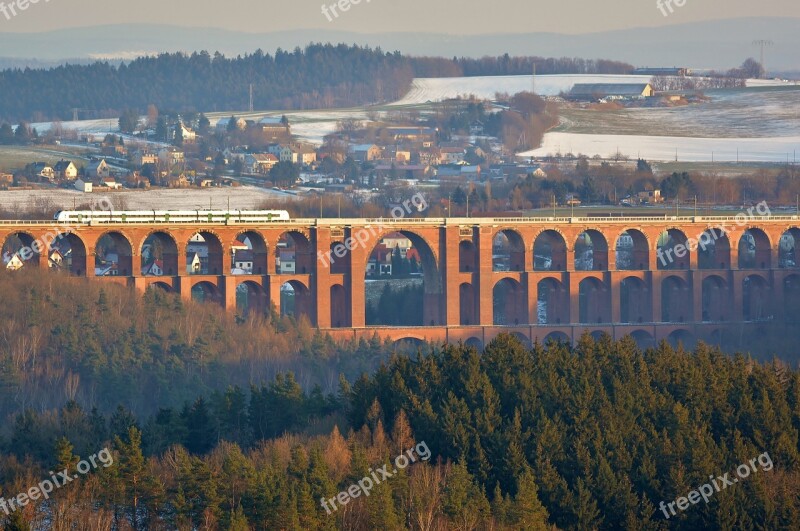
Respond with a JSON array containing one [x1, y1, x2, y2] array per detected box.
[[53, 210, 291, 224]]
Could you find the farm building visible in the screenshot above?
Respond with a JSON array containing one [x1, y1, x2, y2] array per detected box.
[[568, 83, 654, 101]]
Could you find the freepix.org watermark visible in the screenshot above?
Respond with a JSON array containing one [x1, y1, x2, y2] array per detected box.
[[659, 451, 773, 519], [0, 447, 114, 516], [656, 0, 687, 17], [321, 0, 371, 22], [320, 441, 431, 515], [656, 201, 771, 268], [317, 192, 428, 269], [0, 0, 51, 22]]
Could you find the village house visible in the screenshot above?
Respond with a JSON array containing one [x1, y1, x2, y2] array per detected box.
[[216, 116, 247, 132], [85, 159, 111, 179], [350, 144, 382, 162], [54, 160, 78, 180], [179, 123, 197, 143], [244, 153, 279, 174], [32, 162, 55, 180], [257, 117, 290, 140], [440, 147, 466, 164], [158, 148, 185, 167], [132, 152, 158, 166]]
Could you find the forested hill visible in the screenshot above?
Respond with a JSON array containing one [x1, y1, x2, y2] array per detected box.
[[0, 44, 416, 123], [0, 44, 634, 123]]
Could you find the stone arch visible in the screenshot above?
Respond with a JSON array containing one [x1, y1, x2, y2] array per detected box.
[[510, 332, 532, 348], [2, 231, 41, 270], [277, 231, 313, 275], [697, 227, 732, 270], [657, 228, 691, 270], [543, 331, 570, 346], [702, 275, 729, 322], [574, 230, 609, 271], [459, 282, 477, 326], [459, 240, 478, 272], [493, 229, 525, 272], [667, 329, 695, 350], [661, 276, 692, 323], [141, 231, 179, 276], [464, 337, 484, 351], [778, 228, 800, 269], [537, 277, 568, 324], [533, 229, 567, 271], [330, 284, 349, 328], [493, 277, 527, 325], [148, 281, 173, 293], [232, 230, 269, 275], [191, 280, 223, 306], [94, 230, 133, 277], [237, 280, 269, 317], [187, 230, 224, 275], [738, 228, 771, 269], [743, 274, 771, 321], [364, 229, 443, 326], [590, 330, 608, 342], [630, 330, 656, 350], [579, 277, 609, 323], [280, 279, 313, 322], [620, 276, 651, 323], [615, 229, 649, 270], [393, 337, 425, 349], [49, 233, 87, 276]]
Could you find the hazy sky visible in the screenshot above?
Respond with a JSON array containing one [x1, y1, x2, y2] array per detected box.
[[2, 0, 799, 34]]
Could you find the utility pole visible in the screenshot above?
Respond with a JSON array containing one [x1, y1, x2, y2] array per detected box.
[[752, 40, 774, 78], [532, 63, 536, 94], [249, 84, 254, 112]]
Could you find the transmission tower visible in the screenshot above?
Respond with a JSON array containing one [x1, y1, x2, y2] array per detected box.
[[752, 39, 774, 78]]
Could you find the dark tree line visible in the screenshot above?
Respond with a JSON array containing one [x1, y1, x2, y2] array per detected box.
[[0, 44, 415, 123]]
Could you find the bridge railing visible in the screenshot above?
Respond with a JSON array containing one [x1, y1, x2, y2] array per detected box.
[[1, 215, 799, 227]]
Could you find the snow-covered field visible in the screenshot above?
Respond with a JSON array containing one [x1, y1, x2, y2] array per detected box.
[[393, 74, 800, 106], [518, 132, 800, 163], [0, 186, 292, 213], [392, 74, 653, 105]]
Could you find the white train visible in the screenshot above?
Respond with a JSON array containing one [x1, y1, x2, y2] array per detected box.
[[53, 210, 292, 224]]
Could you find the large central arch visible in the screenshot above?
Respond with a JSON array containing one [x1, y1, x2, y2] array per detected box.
[[365, 230, 444, 326], [533, 230, 567, 271]]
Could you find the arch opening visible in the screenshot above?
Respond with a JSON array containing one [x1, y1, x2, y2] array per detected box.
[[615, 229, 649, 271], [698, 228, 731, 270], [537, 278, 568, 324], [459, 240, 477, 273], [94, 232, 132, 277], [620, 277, 650, 324], [187, 231, 223, 275], [738, 229, 771, 269], [661, 276, 692, 323], [702, 275, 729, 322], [2, 232, 40, 271], [579, 277, 609, 323], [493, 278, 527, 326], [533, 230, 567, 271], [232, 231, 268, 275], [365, 230, 442, 326], [574, 230, 608, 271], [493, 230, 525, 272], [657, 229, 691, 270], [142, 232, 179, 276]]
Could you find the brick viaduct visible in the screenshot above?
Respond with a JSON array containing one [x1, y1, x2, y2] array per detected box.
[[2, 215, 799, 349]]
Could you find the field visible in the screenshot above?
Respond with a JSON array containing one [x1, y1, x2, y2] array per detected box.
[[0, 145, 95, 172], [0, 186, 291, 214]]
